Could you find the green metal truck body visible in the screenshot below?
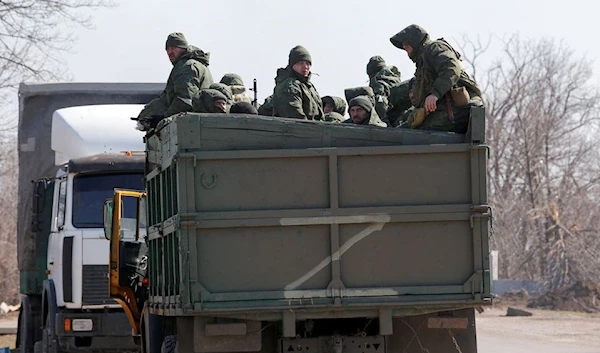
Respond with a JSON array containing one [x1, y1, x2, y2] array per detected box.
[[105, 107, 491, 353], [130, 108, 491, 353]]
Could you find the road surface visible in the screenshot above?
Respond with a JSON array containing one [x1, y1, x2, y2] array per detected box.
[[2, 308, 600, 352], [476, 308, 600, 353]]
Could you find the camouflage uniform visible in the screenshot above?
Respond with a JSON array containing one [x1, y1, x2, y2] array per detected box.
[[220, 73, 252, 104], [272, 45, 324, 120], [138, 33, 214, 120], [257, 95, 274, 116], [322, 96, 347, 123], [390, 25, 482, 134], [367, 56, 402, 121], [209, 83, 233, 107], [323, 112, 346, 123], [322, 96, 347, 115], [345, 96, 387, 127], [230, 102, 258, 115], [385, 79, 413, 126], [344, 86, 387, 125], [192, 89, 228, 113]]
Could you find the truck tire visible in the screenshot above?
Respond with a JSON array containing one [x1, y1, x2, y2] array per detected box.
[[18, 296, 42, 353], [161, 336, 177, 353], [42, 312, 63, 353]]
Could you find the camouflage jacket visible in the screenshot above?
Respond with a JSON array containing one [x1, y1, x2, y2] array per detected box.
[[344, 103, 387, 128], [369, 66, 401, 119], [272, 67, 323, 120], [344, 112, 387, 127], [139, 46, 214, 118], [390, 26, 481, 110], [344, 86, 388, 125], [192, 89, 227, 113], [323, 112, 346, 123], [257, 95, 274, 116], [322, 95, 347, 115]]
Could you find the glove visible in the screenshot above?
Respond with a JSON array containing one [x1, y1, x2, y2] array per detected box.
[[407, 107, 427, 128]]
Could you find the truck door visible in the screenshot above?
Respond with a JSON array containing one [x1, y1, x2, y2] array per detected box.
[[104, 190, 147, 334]]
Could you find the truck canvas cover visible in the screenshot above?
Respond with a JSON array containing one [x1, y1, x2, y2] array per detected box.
[[18, 83, 163, 275]]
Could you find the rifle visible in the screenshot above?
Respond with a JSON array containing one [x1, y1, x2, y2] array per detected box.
[[249, 78, 258, 108]]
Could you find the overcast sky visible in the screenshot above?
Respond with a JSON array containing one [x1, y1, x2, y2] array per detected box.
[[62, 0, 599, 104]]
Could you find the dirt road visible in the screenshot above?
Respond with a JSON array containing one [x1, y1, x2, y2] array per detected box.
[[476, 308, 600, 353], [1, 309, 600, 352]]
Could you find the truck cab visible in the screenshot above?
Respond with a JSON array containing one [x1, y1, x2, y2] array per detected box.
[[20, 103, 148, 353]]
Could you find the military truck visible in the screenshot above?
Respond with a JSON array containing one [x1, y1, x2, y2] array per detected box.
[[16, 83, 162, 353], [104, 108, 492, 353]]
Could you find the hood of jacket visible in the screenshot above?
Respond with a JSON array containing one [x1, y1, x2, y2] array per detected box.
[[175, 45, 210, 66], [390, 25, 430, 62], [322, 96, 347, 115], [275, 66, 310, 84]]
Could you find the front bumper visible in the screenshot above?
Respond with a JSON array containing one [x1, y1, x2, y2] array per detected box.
[[55, 311, 138, 352]]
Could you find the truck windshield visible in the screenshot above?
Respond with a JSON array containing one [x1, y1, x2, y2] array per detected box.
[[72, 173, 144, 228]]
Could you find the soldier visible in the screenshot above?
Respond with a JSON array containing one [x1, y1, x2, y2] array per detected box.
[[220, 73, 252, 104], [321, 96, 347, 123], [386, 78, 415, 127], [135, 32, 214, 130], [322, 96, 346, 115], [345, 96, 387, 127], [257, 95, 274, 116], [390, 24, 483, 134], [272, 45, 323, 120], [366, 56, 402, 121], [209, 82, 234, 108], [344, 86, 388, 125], [192, 89, 228, 113], [230, 102, 258, 115]]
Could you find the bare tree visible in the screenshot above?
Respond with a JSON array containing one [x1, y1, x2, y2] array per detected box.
[[0, 0, 114, 130], [0, 0, 114, 302], [0, 141, 18, 303], [459, 35, 600, 289]]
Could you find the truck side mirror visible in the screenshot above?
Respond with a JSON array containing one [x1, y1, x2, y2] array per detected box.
[[32, 180, 47, 216], [103, 199, 114, 240]]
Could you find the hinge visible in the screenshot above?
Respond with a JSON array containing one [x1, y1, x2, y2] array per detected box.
[[470, 204, 492, 228]]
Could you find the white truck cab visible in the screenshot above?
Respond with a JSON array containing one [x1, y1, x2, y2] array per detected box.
[[47, 104, 146, 311]]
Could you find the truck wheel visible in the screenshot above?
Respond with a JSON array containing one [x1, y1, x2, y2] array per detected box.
[[42, 312, 63, 353], [161, 335, 177, 353]]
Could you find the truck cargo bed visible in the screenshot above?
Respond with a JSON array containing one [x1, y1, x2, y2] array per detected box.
[[144, 109, 491, 318]]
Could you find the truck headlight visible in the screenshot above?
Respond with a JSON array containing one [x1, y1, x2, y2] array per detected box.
[[72, 319, 93, 331]]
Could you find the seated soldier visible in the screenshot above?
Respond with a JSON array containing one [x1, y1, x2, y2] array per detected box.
[[345, 96, 387, 127], [192, 89, 228, 113], [209, 83, 233, 105], [220, 73, 253, 104], [230, 102, 258, 115], [390, 24, 483, 134], [344, 86, 388, 126], [272, 45, 323, 120], [322, 95, 347, 123]]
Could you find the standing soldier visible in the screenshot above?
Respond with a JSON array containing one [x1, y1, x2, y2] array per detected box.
[[135, 32, 214, 130], [390, 24, 482, 134], [272, 45, 323, 120]]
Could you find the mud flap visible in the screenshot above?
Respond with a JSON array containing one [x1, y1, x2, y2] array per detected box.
[[386, 309, 477, 353]]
